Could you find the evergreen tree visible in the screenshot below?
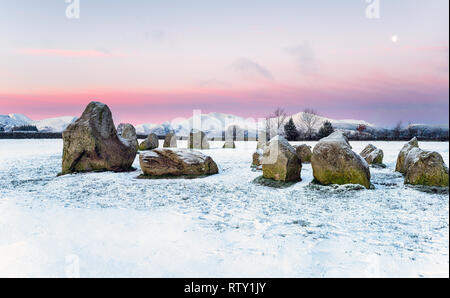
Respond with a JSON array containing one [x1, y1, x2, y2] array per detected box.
[[284, 118, 299, 141], [11, 125, 38, 132], [318, 121, 334, 138]]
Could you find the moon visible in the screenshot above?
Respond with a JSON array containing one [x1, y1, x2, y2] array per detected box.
[[391, 35, 399, 43]]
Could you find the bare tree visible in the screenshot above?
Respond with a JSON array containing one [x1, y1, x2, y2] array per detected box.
[[272, 107, 287, 133], [263, 115, 272, 141], [299, 108, 319, 139], [262, 108, 287, 140], [393, 121, 403, 140]]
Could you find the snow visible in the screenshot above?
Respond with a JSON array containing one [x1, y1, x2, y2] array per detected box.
[[170, 149, 208, 163], [33, 116, 77, 133], [141, 151, 160, 158], [0, 114, 76, 132], [0, 139, 448, 277]]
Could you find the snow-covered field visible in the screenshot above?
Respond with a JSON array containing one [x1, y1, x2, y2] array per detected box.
[[0, 139, 448, 277]]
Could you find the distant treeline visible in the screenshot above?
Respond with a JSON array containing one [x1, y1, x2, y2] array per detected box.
[[0, 132, 62, 139]]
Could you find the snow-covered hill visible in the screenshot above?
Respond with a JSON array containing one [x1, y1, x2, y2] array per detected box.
[[0, 114, 77, 132], [33, 116, 77, 132], [135, 112, 377, 137], [136, 112, 259, 137]]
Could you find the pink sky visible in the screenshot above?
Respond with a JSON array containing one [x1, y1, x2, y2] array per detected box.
[[0, 0, 448, 126]]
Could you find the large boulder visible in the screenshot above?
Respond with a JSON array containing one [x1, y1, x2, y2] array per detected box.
[[188, 130, 210, 149], [139, 149, 218, 177], [261, 135, 302, 182], [62, 102, 137, 175], [117, 123, 138, 150], [360, 144, 384, 165], [139, 133, 159, 150], [223, 140, 236, 149], [163, 132, 177, 148], [404, 149, 449, 187], [294, 144, 312, 163], [395, 137, 419, 174], [395, 139, 449, 187], [311, 131, 371, 188]]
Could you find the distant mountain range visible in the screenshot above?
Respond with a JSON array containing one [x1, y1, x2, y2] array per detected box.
[[0, 114, 77, 133], [1, 112, 448, 137], [136, 112, 379, 137]]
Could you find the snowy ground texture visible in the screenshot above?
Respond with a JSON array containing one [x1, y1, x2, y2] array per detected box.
[[0, 140, 448, 277]]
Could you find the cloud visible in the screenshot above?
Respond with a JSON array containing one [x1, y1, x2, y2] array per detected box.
[[232, 58, 274, 80], [286, 41, 318, 75], [17, 48, 127, 58]]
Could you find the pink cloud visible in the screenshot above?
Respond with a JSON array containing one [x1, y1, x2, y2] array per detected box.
[[0, 70, 447, 126], [17, 48, 127, 58]]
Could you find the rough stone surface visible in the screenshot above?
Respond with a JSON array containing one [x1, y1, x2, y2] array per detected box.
[[163, 132, 177, 148], [360, 144, 384, 165], [139, 133, 159, 150], [62, 102, 137, 175], [311, 131, 371, 188], [403, 148, 449, 187], [187, 130, 210, 149], [261, 135, 302, 182], [117, 123, 138, 150], [294, 144, 312, 163], [223, 140, 236, 149], [251, 149, 264, 170], [395, 137, 419, 174], [139, 148, 218, 177]]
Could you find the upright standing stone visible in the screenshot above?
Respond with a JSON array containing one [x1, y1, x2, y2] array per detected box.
[[61, 101, 137, 175], [163, 132, 178, 148], [311, 131, 371, 188], [117, 123, 138, 150], [294, 144, 312, 163], [396, 138, 449, 187], [395, 137, 419, 174], [139, 133, 159, 150], [188, 130, 210, 149], [360, 144, 384, 165], [261, 135, 302, 182]]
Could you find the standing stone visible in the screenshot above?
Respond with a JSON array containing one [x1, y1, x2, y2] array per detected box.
[[396, 138, 449, 187], [139, 149, 218, 177], [311, 131, 371, 188], [61, 101, 137, 175], [261, 135, 302, 182], [117, 123, 138, 150], [404, 149, 449, 187], [395, 137, 419, 174], [294, 144, 312, 163], [188, 130, 210, 149], [163, 132, 177, 148], [360, 144, 384, 165], [139, 133, 159, 150]]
